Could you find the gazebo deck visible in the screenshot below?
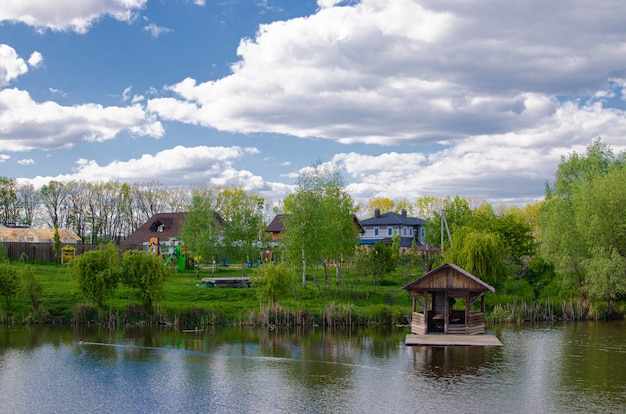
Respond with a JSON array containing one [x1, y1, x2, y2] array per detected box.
[[405, 333, 503, 346]]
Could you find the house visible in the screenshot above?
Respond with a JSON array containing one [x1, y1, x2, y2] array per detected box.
[[403, 263, 495, 335], [265, 214, 365, 244], [265, 214, 288, 242], [122, 212, 225, 252], [359, 209, 426, 248], [0, 226, 81, 244]]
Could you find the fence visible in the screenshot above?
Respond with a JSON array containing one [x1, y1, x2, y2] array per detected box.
[[1, 242, 146, 262]]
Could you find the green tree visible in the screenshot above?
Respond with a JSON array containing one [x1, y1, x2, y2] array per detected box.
[[218, 186, 264, 275], [354, 242, 397, 285], [444, 227, 506, 287], [180, 186, 223, 276], [540, 139, 625, 298], [423, 196, 472, 248], [121, 250, 169, 310], [0, 177, 20, 226], [0, 260, 20, 312], [252, 263, 295, 305], [69, 242, 120, 308], [282, 162, 356, 287]]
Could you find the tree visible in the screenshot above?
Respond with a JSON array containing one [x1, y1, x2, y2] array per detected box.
[[179, 186, 223, 276], [218, 186, 264, 275], [282, 162, 357, 287], [540, 139, 625, 298], [252, 263, 295, 305], [40, 180, 67, 228], [365, 197, 395, 216], [0, 177, 20, 226], [357, 242, 397, 285], [69, 242, 120, 308], [121, 250, 169, 310], [0, 260, 20, 312], [444, 227, 506, 287], [423, 196, 472, 248]]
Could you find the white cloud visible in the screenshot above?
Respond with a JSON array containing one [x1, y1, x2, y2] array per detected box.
[[0, 88, 164, 151], [0, 44, 29, 86], [0, 0, 147, 33], [17, 158, 35, 165], [27, 51, 43, 68], [147, 0, 626, 148], [21, 145, 290, 199], [143, 23, 173, 38], [0, 154, 9, 163]]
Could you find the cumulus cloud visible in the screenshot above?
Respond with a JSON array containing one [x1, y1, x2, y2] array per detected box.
[[0, 88, 164, 151], [0, 0, 147, 33], [22, 145, 290, 198], [0, 44, 29, 86], [147, 0, 626, 147], [27, 51, 43, 68]]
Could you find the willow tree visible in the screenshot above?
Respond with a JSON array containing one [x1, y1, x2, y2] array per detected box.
[[444, 227, 506, 287], [282, 162, 356, 288]]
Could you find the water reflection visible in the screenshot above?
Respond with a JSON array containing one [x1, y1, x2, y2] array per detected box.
[[410, 345, 496, 380], [1, 323, 625, 413]]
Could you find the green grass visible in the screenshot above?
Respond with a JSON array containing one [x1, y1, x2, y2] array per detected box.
[[1, 262, 415, 327], [4, 261, 615, 326]]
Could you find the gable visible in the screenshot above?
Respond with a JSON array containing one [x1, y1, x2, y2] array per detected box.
[[403, 263, 495, 293]]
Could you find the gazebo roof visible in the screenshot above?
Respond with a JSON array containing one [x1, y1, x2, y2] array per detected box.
[[403, 263, 495, 293]]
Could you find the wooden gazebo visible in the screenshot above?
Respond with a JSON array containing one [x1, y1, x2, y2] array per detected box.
[[403, 263, 495, 335]]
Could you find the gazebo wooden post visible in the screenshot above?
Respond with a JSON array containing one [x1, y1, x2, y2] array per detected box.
[[465, 292, 470, 334], [444, 291, 449, 334], [424, 292, 429, 333]]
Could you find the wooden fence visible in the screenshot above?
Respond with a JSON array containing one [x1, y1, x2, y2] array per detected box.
[[1, 242, 145, 262]]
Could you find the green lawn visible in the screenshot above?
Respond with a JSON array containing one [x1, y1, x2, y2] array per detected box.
[[1, 261, 414, 327]]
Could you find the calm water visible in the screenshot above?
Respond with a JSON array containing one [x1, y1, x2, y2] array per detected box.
[[0, 322, 624, 413]]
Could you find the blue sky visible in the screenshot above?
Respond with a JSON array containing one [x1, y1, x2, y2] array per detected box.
[[2, 0, 626, 209]]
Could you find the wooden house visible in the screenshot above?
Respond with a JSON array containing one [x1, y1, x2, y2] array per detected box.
[[0, 227, 80, 244], [403, 263, 495, 335]]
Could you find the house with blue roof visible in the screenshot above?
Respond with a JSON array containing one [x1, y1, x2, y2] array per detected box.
[[359, 209, 426, 248]]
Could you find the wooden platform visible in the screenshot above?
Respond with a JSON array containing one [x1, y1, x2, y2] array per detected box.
[[405, 334, 503, 346], [201, 277, 251, 287]]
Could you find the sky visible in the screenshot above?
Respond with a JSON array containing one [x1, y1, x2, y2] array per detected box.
[[2, 0, 626, 209]]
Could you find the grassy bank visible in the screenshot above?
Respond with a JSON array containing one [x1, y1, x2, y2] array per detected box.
[[0, 262, 413, 327], [1, 262, 622, 326]]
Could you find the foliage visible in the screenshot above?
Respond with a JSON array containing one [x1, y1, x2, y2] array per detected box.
[[0, 177, 20, 226], [69, 242, 121, 308], [252, 263, 296, 305], [20, 263, 44, 313], [121, 250, 170, 310], [540, 139, 626, 302], [444, 227, 506, 287], [0, 260, 20, 311], [218, 186, 264, 274], [354, 242, 397, 285], [282, 162, 357, 287], [423, 196, 472, 248], [180, 186, 222, 273]]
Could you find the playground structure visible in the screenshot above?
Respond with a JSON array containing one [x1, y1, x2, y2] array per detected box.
[[148, 237, 187, 271]]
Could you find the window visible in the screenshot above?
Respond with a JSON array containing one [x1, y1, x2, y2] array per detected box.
[[388, 227, 393, 236], [403, 227, 407, 235], [374, 228, 379, 236]]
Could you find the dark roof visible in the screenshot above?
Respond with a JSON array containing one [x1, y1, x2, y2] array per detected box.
[[265, 213, 365, 234], [360, 211, 426, 227], [122, 212, 187, 244], [265, 214, 288, 233], [403, 263, 495, 293]]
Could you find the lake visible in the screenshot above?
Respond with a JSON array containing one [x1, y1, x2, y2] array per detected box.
[[0, 321, 625, 413]]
